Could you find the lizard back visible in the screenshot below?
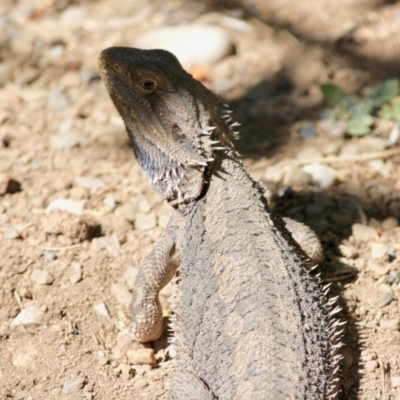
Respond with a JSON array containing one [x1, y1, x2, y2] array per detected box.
[[172, 155, 338, 399]]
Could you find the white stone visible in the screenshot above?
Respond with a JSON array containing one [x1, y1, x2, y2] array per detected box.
[[301, 163, 336, 188], [93, 302, 110, 318], [371, 243, 388, 260], [134, 25, 233, 69], [11, 302, 47, 327], [45, 198, 86, 215], [73, 176, 104, 190]]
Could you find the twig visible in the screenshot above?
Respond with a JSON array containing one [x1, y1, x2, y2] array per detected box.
[[269, 147, 400, 170], [40, 244, 82, 252], [377, 353, 388, 399]]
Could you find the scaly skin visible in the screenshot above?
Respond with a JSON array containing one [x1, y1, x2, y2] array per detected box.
[[98, 47, 341, 399]]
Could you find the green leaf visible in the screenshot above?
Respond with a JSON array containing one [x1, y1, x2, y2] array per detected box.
[[320, 84, 347, 107], [351, 99, 374, 116], [347, 114, 374, 136], [379, 96, 400, 121], [368, 79, 399, 107]]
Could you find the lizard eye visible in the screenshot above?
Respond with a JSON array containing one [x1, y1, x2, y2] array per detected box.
[[140, 79, 158, 93]]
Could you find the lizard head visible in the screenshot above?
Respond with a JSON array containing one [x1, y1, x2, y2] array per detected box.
[[98, 47, 235, 205]]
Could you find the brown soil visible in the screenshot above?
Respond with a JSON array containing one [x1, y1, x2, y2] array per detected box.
[[1, 0, 400, 399]]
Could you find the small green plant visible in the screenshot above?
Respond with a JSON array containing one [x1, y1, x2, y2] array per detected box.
[[320, 79, 400, 136]]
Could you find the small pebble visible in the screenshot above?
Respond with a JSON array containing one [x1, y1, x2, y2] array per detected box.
[[317, 118, 347, 138], [301, 163, 336, 188], [66, 262, 82, 284], [127, 348, 156, 365], [43, 252, 57, 261], [50, 134, 84, 149], [360, 349, 376, 361], [46, 90, 69, 111], [45, 210, 100, 242], [135, 213, 157, 231], [11, 302, 47, 327], [283, 167, 312, 187], [379, 283, 393, 295], [45, 199, 86, 215], [389, 270, 400, 281], [320, 140, 341, 156], [31, 269, 54, 285], [91, 236, 120, 256], [360, 136, 387, 152], [103, 193, 116, 212], [93, 302, 110, 318], [11, 345, 38, 368], [389, 124, 399, 145], [73, 176, 104, 190], [366, 261, 389, 276], [112, 332, 137, 360], [364, 360, 378, 373], [371, 243, 388, 260], [115, 203, 136, 222], [381, 292, 394, 307], [381, 217, 398, 230], [339, 243, 358, 259], [62, 378, 86, 394], [299, 122, 318, 139], [380, 318, 400, 331], [351, 223, 378, 242], [137, 198, 152, 214], [296, 147, 323, 160], [4, 227, 21, 240], [391, 376, 400, 388]]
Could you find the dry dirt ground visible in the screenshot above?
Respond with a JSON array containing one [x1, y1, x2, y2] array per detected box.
[[1, 0, 400, 399]]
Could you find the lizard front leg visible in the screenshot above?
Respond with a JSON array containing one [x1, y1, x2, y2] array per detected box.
[[130, 215, 181, 342], [282, 217, 324, 267]]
